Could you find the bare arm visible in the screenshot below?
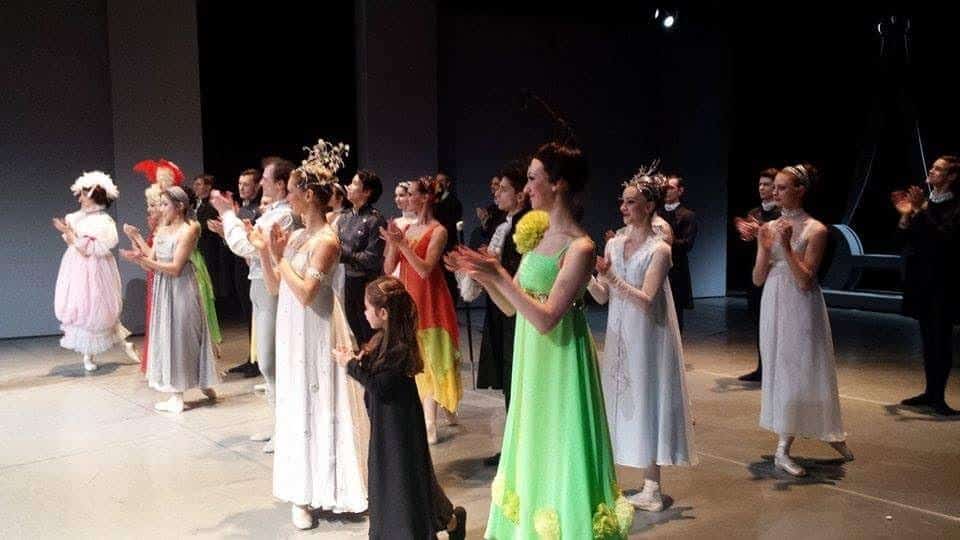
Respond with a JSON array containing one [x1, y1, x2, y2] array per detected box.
[[600, 244, 671, 311], [586, 243, 614, 305], [138, 223, 199, 277], [383, 234, 400, 276], [485, 237, 594, 334], [396, 226, 446, 279], [752, 223, 774, 286], [123, 224, 153, 258], [277, 236, 339, 306], [782, 223, 827, 291]]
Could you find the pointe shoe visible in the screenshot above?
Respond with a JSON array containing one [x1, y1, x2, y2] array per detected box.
[[253, 383, 267, 393], [123, 341, 140, 363], [426, 422, 439, 445], [249, 432, 272, 442], [829, 441, 854, 461], [263, 440, 274, 454], [82, 355, 98, 372], [154, 395, 185, 413], [201, 388, 217, 401], [774, 454, 806, 477], [291, 504, 314, 530], [628, 489, 664, 512]]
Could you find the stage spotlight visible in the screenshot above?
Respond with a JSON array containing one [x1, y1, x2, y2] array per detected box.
[[663, 14, 675, 28], [653, 8, 660, 19]]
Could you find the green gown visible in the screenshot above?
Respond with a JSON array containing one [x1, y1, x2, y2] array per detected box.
[[485, 246, 633, 539], [189, 249, 222, 344]]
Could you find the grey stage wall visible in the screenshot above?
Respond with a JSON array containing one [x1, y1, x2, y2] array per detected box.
[[0, 0, 204, 339]]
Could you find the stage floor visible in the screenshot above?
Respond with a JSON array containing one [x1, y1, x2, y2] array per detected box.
[[1, 298, 958, 538]]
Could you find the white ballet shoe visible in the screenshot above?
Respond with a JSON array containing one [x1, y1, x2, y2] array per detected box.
[[774, 454, 806, 477], [628, 489, 664, 512], [291, 504, 314, 530], [262, 440, 274, 454], [426, 422, 439, 445], [154, 394, 185, 413], [253, 383, 267, 393], [82, 355, 98, 372], [249, 432, 271, 442], [123, 341, 140, 363], [201, 388, 217, 401], [829, 441, 854, 462]]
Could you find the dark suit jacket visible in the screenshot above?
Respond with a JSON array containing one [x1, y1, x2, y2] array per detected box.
[[900, 197, 960, 320], [434, 191, 463, 251], [658, 204, 698, 308]]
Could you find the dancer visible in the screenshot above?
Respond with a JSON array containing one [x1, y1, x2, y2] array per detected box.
[[735, 168, 781, 382], [392, 181, 417, 230], [211, 168, 262, 378], [251, 145, 368, 529], [339, 169, 387, 346], [326, 181, 352, 230], [753, 164, 853, 476], [383, 176, 462, 444], [589, 171, 696, 512], [448, 142, 632, 539], [53, 171, 130, 372], [130, 168, 223, 373], [892, 155, 960, 416], [121, 186, 219, 413], [389, 181, 416, 278], [455, 165, 529, 466], [131, 158, 187, 373], [335, 277, 467, 540], [657, 174, 697, 332], [211, 156, 296, 452]]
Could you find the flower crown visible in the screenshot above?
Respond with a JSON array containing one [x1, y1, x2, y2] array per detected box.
[[298, 139, 350, 185]]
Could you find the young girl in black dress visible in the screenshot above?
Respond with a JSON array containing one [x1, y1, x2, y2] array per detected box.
[[334, 276, 466, 539]]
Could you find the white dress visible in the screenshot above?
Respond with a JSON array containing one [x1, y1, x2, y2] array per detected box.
[[600, 235, 697, 468], [759, 221, 845, 441], [272, 229, 369, 512]]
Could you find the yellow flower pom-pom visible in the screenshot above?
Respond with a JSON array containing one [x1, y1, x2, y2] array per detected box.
[[502, 489, 520, 524], [591, 503, 620, 539], [534, 508, 561, 539], [513, 210, 550, 254]]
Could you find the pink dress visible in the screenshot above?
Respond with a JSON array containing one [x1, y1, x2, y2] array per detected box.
[[54, 207, 129, 355]]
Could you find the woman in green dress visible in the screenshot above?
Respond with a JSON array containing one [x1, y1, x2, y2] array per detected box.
[[448, 142, 633, 539]]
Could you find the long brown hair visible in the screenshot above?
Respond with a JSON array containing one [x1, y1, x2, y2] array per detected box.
[[362, 276, 424, 377]]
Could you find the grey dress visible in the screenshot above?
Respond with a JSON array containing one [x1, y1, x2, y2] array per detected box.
[[146, 225, 219, 393]]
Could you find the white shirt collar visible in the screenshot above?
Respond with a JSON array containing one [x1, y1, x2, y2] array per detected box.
[[664, 202, 680, 212], [761, 200, 778, 212]]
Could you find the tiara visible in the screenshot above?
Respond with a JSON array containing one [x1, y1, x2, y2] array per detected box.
[[299, 139, 350, 182], [623, 159, 665, 188], [783, 164, 811, 188], [622, 159, 666, 203]]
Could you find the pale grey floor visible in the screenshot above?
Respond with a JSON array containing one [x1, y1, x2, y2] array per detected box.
[[1, 298, 958, 538]]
